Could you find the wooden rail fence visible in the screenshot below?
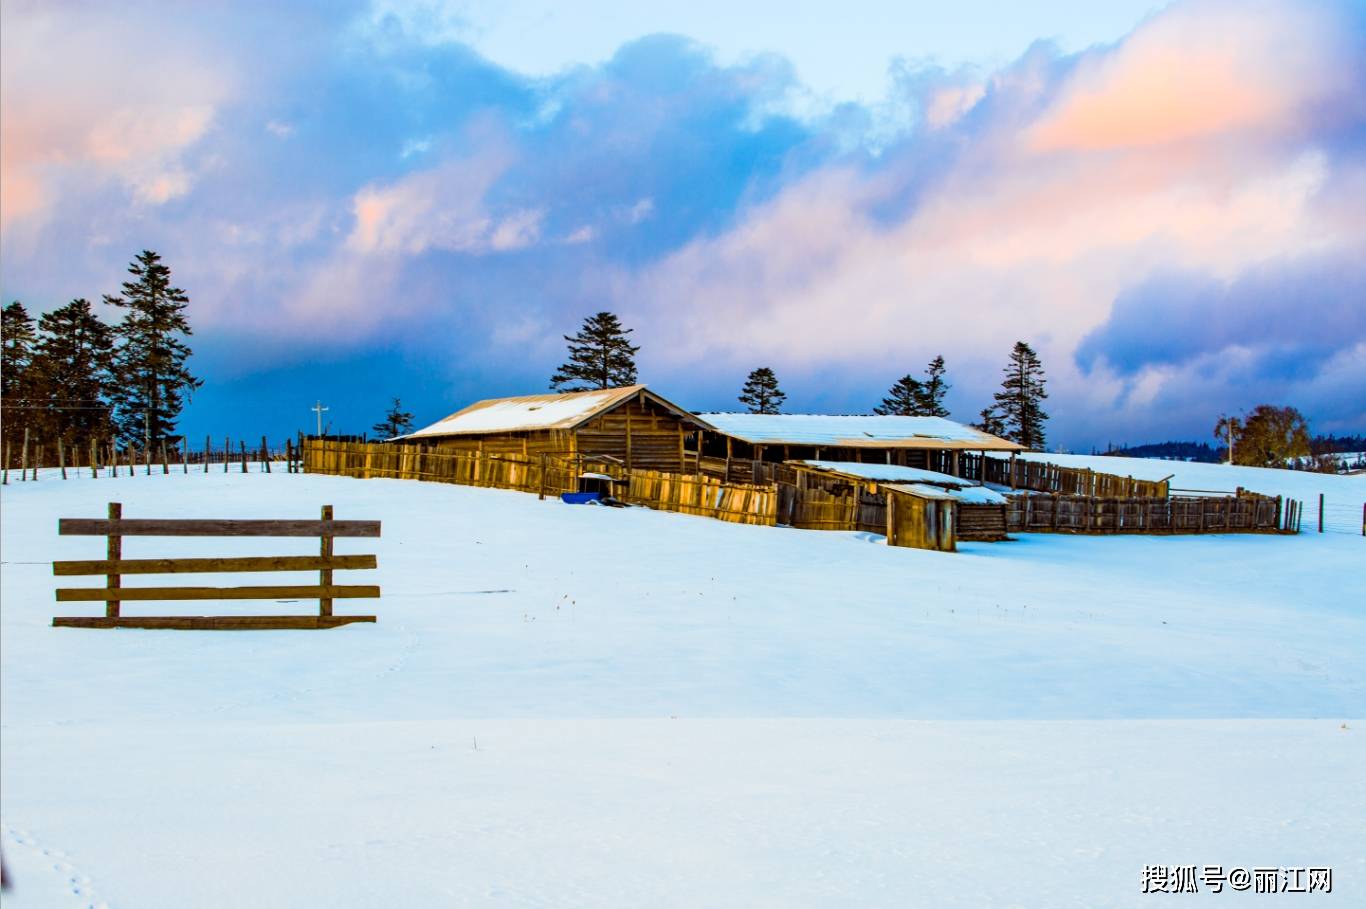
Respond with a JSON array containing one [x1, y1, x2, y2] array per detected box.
[[1004, 492, 1287, 535], [52, 502, 380, 629]]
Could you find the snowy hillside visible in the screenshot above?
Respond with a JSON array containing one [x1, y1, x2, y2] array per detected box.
[[2, 467, 1363, 907]]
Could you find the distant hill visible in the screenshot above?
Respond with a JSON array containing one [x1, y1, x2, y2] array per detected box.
[[1105, 434, 1366, 465], [1103, 441, 1221, 462]]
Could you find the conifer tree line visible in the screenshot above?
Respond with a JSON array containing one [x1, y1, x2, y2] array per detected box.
[[1, 250, 200, 453], [550, 311, 1052, 448]]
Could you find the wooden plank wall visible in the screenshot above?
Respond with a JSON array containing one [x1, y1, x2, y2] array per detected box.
[[305, 440, 577, 495], [957, 504, 1008, 541], [621, 469, 776, 526], [576, 397, 686, 472], [1004, 493, 1283, 534], [886, 492, 955, 552], [304, 441, 775, 526]]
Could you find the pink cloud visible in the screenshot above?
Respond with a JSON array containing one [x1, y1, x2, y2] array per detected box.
[[0, 3, 233, 230], [620, 0, 1362, 425], [1028, 0, 1353, 151]]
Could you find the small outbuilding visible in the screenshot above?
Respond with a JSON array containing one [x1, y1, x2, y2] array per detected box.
[[780, 460, 1012, 546]]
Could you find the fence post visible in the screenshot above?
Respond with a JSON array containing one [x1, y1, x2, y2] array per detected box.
[[319, 505, 334, 618], [241, 440, 249, 473], [21, 427, 29, 481], [182, 439, 188, 474], [106, 502, 122, 619], [2, 441, 8, 484], [224, 436, 230, 473], [1318, 494, 1324, 533], [161, 440, 170, 474], [59, 438, 67, 479], [262, 436, 271, 473]]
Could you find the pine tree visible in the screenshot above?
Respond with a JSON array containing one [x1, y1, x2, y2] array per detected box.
[[916, 355, 951, 417], [974, 406, 1006, 437], [373, 397, 415, 439], [550, 312, 640, 391], [738, 367, 786, 414], [30, 299, 116, 446], [1, 301, 38, 443], [992, 341, 1049, 448], [103, 250, 201, 447], [874, 375, 923, 415]]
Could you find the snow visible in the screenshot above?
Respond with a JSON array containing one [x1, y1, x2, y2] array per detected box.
[[989, 451, 1366, 534], [401, 385, 645, 439], [800, 460, 969, 484], [697, 413, 1021, 449], [3, 466, 1364, 906], [799, 462, 1006, 503]]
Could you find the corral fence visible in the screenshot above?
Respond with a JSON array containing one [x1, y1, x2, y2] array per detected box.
[[304, 439, 776, 527], [1005, 490, 1292, 535], [698, 451, 1171, 499], [301, 440, 1318, 542], [963, 454, 1171, 498], [2, 432, 306, 482]]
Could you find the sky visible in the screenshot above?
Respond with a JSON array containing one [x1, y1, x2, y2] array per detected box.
[[2, 0, 1364, 449]]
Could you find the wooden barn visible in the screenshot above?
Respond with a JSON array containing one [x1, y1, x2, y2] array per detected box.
[[397, 385, 714, 473], [692, 413, 1023, 480]]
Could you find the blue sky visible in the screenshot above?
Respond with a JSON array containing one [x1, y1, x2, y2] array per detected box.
[[2, 0, 1363, 448]]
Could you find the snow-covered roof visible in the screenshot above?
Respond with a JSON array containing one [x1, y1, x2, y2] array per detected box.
[[798, 461, 1009, 503], [798, 461, 969, 484], [882, 483, 1007, 505], [401, 386, 710, 440], [698, 413, 1022, 451]]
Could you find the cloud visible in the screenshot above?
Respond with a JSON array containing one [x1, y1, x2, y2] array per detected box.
[[0, 0, 1362, 446], [0, 2, 235, 229], [1076, 255, 1366, 376], [1028, 0, 1357, 151]]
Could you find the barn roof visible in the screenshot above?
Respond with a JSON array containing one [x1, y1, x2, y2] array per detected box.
[[696, 413, 1024, 451], [399, 385, 713, 440]]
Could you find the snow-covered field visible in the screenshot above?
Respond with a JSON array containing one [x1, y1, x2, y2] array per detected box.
[[2, 465, 1363, 907]]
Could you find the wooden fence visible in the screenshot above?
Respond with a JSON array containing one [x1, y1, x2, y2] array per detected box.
[[622, 469, 776, 526], [2, 432, 305, 482], [963, 454, 1170, 498], [52, 502, 380, 629], [304, 440, 777, 526], [1005, 492, 1286, 534]]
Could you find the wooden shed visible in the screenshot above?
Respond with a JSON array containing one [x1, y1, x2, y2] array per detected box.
[[780, 461, 1011, 547], [397, 385, 714, 473], [693, 413, 1023, 479]]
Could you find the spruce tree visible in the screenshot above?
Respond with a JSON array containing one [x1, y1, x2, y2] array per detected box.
[[550, 312, 640, 391], [916, 355, 951, 417], [1, 301, 38, 443], [373, 397, 415, 438], [874, 375, 923, 416], [103, 250, 201, 447], [974, 405, 1006, 437], [992, 341, 1049, 448], [30, 299, 116, 446], [738, 367, 786, 414]]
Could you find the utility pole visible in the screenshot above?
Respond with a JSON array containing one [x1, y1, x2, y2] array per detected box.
[[312, 400, 329, 439]]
